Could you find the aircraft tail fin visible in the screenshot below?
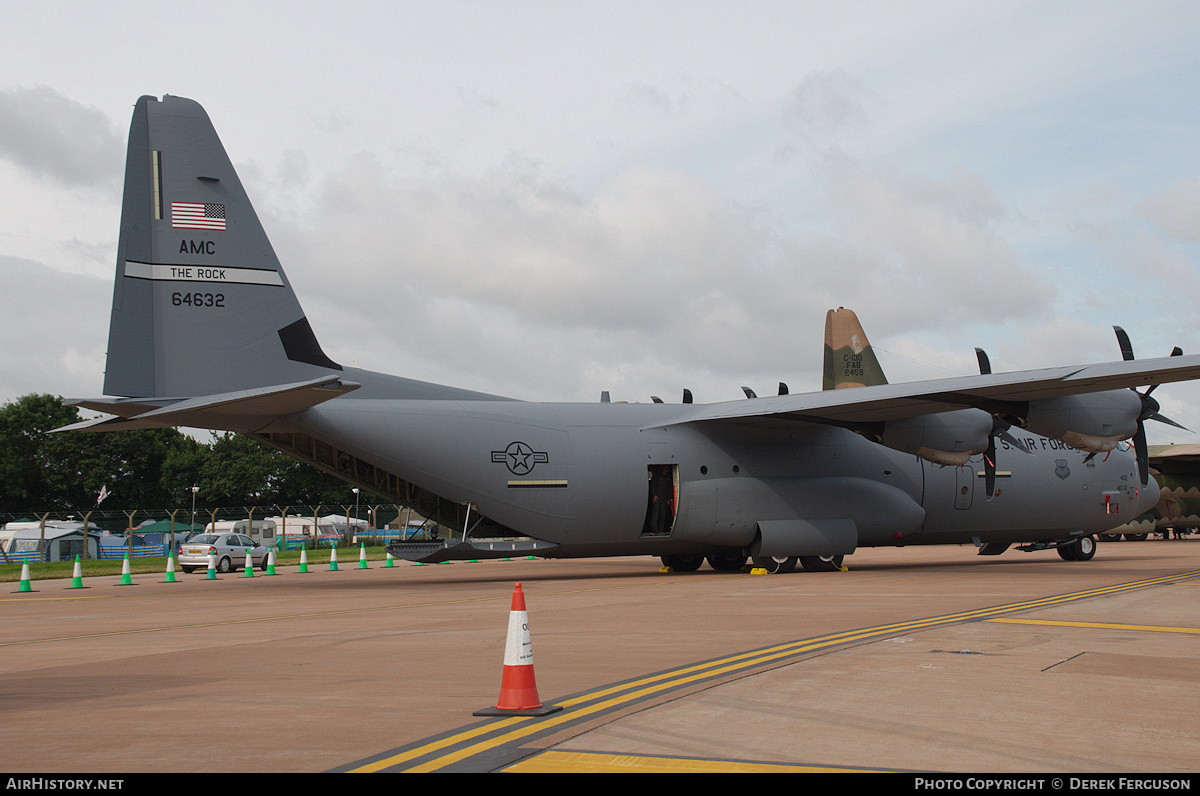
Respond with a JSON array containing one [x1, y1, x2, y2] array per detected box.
[[822, 307, 888, 390], [102, 95, 340, 400]]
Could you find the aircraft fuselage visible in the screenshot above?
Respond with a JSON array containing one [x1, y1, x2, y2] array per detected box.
[[281, 376, 1153, 560]]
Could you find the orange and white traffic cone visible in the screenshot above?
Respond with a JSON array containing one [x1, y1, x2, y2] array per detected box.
[[474, 582, 561, 717]]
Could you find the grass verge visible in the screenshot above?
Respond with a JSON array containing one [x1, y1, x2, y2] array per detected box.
[[0, 546, 392, 582]]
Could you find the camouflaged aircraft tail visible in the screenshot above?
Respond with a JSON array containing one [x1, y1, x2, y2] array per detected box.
[[822, 307, 888, 390], [102, 95, 340, 400]]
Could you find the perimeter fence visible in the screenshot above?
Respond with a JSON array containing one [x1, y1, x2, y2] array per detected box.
[[0, 503, 441, 563]]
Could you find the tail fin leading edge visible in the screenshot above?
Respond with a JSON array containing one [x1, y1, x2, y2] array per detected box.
[[103, 95, 339, 400], [822, 307, 888, 390]]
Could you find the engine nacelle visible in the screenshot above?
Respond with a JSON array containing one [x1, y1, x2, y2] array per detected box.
[[879, 409, 993, 466], [1019, 390, 1141, 452]]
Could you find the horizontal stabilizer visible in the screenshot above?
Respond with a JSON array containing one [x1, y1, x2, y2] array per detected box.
[[59, 376, 359, 433], [64, 396, 177, 419]]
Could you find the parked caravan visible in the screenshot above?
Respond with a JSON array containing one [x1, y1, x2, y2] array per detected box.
[[204, 519, 278, 546], [0, 521, 101, 562], [263, 516, 339, 549]]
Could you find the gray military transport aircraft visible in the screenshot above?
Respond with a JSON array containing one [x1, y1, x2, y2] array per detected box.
[[59, 94, 1200, 573]]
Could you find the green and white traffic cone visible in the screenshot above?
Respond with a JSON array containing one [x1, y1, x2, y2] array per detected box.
[[243, 551, 255, 577], [205, 552, 218, 580], [16, 562, 33, 593], [358, 543, 368, 570], [266, 550, 277, 575], [329, 547, 340, 571], [68, 555, 85, 589], [163, 554, 177, 583], [298, 547, 310, 573], [118, 554, 133, 586], [384, 550, 395, 568]]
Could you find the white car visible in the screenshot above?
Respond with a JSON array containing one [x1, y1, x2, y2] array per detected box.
[[178, 533, 270, 574]]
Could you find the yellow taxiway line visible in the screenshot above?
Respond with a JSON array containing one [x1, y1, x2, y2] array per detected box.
[[503, 750, 867, 773], [350, 569, 1200, 772]]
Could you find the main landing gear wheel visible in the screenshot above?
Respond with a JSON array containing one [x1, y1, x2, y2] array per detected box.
[[800, 555, 844, 572], [751, 555, 797, 574], [1057, 535, 1097, 561], [660, 554, 704, 572], [707, 553, 748, 571]]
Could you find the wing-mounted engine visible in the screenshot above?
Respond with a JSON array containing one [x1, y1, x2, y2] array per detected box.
[[875, 409, 993, 466], [1015, 390, 1142, 453]]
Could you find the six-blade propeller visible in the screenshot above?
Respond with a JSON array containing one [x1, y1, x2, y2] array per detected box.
[[1112, 326, 1186, 486], [974, 347, 1030, 499]]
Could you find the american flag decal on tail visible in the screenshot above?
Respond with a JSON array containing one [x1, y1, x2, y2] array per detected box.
[[171, 201, 226, 230]]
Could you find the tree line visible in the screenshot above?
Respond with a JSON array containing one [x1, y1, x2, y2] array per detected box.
[[0, 394, 359, 514]]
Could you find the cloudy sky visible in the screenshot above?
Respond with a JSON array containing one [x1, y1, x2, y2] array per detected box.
[[4, 1, 1200, 444]]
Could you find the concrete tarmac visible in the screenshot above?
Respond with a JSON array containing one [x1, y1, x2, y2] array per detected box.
[[1, 539, 1198, 773]]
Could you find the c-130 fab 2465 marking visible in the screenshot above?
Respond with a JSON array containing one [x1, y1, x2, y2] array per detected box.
[[60, 95, 1200, 573]]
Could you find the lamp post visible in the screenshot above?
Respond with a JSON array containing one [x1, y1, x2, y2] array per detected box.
[[190, 486, 199, 531]]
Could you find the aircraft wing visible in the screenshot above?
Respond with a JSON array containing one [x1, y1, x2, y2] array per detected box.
[[1148, 443, 1200, 460], [670, 354, 1200, 428]]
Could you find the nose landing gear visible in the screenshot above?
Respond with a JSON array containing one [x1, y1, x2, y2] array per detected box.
[[1057, 535, 1097, 561]]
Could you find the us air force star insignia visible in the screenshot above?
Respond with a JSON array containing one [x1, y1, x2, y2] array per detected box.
[[491, 441, 549, 475]]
